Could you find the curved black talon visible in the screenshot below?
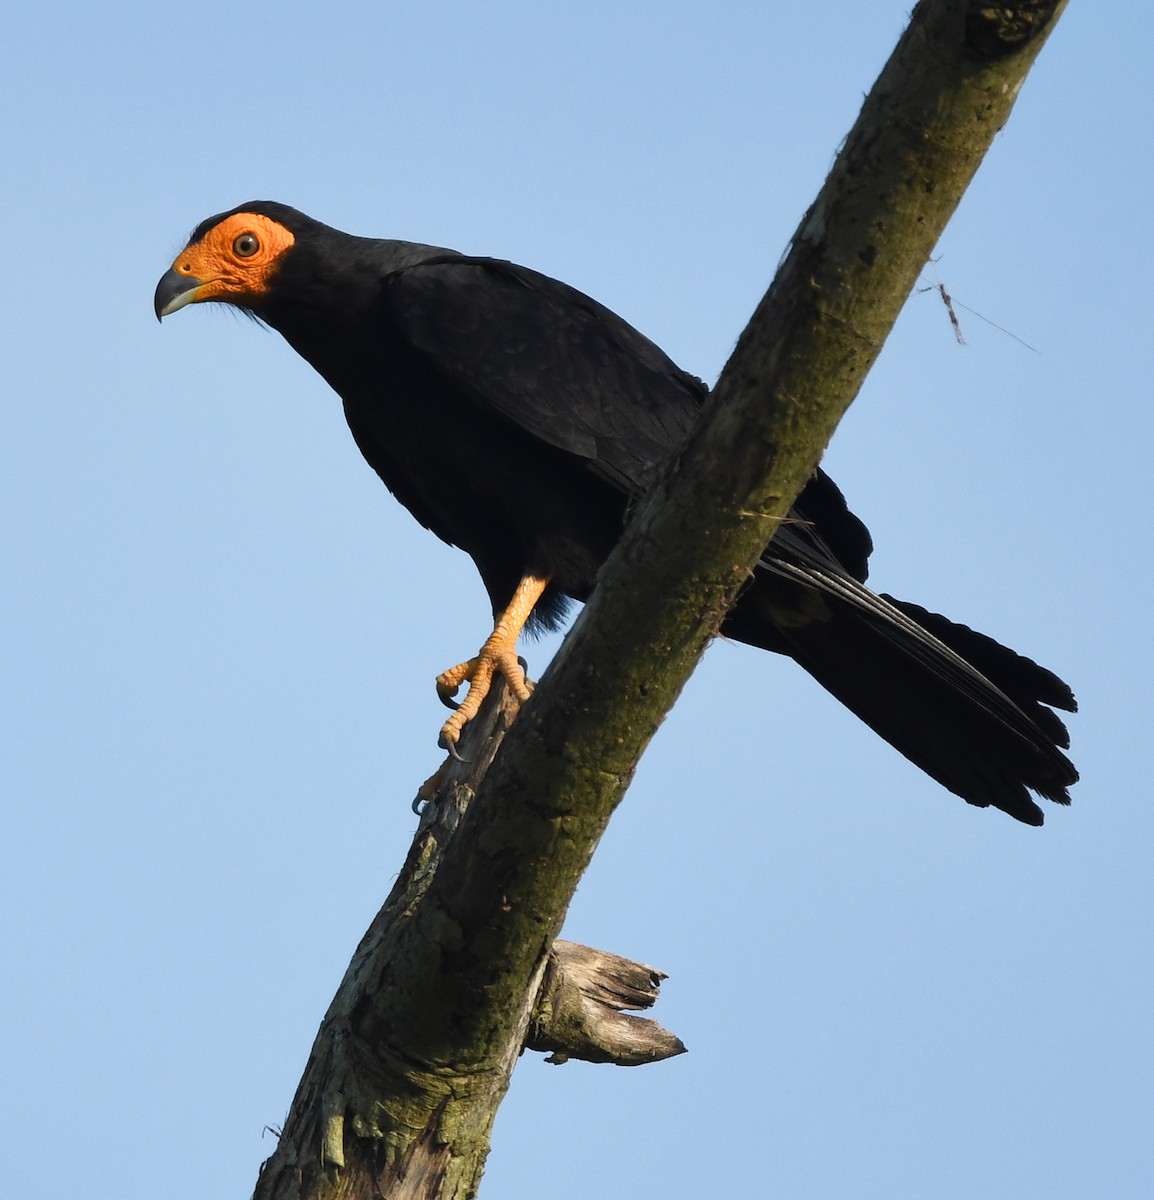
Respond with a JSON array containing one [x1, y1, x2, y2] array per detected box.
[[438, 732, 469, 763], [437, 687, 462, 712], [414, 761, 450, 814]]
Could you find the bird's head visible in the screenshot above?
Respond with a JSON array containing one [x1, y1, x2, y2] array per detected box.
[[154, 203, 301, 320]]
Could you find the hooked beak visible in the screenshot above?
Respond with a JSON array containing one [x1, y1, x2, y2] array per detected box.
[[154, 268, 205, 321]]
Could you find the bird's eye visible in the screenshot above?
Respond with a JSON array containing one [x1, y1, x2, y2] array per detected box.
[[233, 233, 260, 258]]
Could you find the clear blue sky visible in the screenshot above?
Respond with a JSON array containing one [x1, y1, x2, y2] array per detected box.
[[4, 3, 1151, 1197]]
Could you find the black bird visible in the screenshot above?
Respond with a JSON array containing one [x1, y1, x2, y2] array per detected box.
[[155, 202, 1077, 824]]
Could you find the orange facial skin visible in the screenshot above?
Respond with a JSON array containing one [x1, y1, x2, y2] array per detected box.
[[155, 213, 296, 317]]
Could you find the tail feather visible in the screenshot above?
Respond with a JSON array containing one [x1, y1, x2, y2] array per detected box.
[[884, 596, 1076, 741], [724, 556, 1078, 825]]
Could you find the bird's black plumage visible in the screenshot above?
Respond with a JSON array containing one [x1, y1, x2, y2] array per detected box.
[[157, 201, 1078, 824]]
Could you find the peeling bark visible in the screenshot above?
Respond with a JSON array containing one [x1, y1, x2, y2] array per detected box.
[[528, 941, 687, 1066]]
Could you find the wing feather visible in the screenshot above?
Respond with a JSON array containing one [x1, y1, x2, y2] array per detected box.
[[380, 256, 706, 489]]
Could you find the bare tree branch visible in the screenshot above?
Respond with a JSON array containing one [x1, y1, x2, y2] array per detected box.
[[250, 4, 1069, 1198]]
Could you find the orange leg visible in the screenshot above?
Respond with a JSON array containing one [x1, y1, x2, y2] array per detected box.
[[436, 573, 551, 751]]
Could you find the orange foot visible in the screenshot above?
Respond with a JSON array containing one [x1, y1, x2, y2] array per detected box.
[[435, 573, 550, 753]]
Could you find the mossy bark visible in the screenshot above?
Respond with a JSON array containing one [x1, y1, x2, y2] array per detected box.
[[250, 4, 1068, 1198]]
